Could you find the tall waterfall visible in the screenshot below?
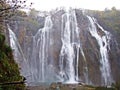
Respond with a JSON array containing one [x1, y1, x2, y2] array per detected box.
[[8, 26, 29, 78], [59, 10, 88, 83], [31, 16, 53, 82], [8, 9, 116, 86], [87, 16, 113, 85]]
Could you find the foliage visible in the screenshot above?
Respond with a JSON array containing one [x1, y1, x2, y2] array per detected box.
[[0, 0, 32, 19], [23, 8, 43, 35], [86, 7, 120, 47], [87, 7, 120, 31], [0, 33, 5, 46], [0, 33, 25, 89], [14, 8, 43, 36]]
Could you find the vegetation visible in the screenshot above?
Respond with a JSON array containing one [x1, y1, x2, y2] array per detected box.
[[86, 7, 120, 45], [99, 7, 120, 31], [87, 7, 120, 30], [25, 8, 42, 35], [0, 1, 42, 90], [0, 0, 32, 20], [0, 0, 30, 90], [0, 33, 25, 90]]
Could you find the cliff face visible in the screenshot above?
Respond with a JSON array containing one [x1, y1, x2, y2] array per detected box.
[[9, 9, 120, 86]]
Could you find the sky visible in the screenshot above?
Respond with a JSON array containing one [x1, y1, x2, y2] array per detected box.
[[27, 0, 120, 11]]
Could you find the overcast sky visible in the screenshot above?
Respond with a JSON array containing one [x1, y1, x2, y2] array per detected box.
[[27, 0, 120, 11]]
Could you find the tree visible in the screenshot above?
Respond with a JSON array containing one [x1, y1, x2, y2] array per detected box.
[[0, 0, 32, 21], [111, 7, 117, 11], [0, 0, 32, 89], [28, 8, 39, 18]]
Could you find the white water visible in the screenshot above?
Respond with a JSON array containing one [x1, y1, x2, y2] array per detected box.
[[31, 16, 53, 82], [87, 16, 113, 85], [8, 9, 114, 86], [8, 26, 29, 78], [59, 10, 88, 83]]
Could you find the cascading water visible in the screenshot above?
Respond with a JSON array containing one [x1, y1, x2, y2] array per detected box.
[[8, 8, 116, 86], [59, 11, 75, 82], [8, 25, 29, 78], [31, 16, 53, 83], [59, 9, 88, 83], [87, 16, 113, 85]]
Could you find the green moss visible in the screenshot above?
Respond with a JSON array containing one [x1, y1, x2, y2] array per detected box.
[[0, 34, 5, 43], [0, 34, 25, 90]]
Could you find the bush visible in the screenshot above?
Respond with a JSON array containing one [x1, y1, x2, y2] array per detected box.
[[0, 34, 25, 90]]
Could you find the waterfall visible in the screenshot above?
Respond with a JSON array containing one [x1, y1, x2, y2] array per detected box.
[[8, 9, 116, 86], [31, 16, 53, 83], [87, 16, 113, 85], [59, 11, 75, 82], [59, 9, 88, 83], [8, 25, 30, 79]]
